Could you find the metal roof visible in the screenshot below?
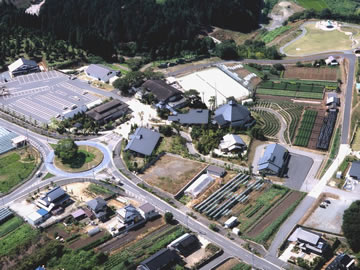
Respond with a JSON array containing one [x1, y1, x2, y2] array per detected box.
[[214, 100, 252, 127], [87, 197, 107, 213], [0, 207, 13, 223], [86, 99, 129, 122], [0, 127, 18, 154], [116, 204, 140, 220], [143, 80, 182, 102], [71, 209, 86, 219], [86, 64, 116, 82], [140, 248, 178, 270], [168, 109, 209, 124], [8, 58, 37, 73], [207, 165, 225, 176], [125, 127, 161, 156], [39, 187, 67, 206], [288, 228, 320, 245], [36, 208, 49, 217], [185, 174, 214, 197], [258, 144, 287, 174], [349, 161, 360, 179], [139, 203, 155, 214]]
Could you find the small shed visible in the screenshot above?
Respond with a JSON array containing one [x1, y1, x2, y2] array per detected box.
[[71, 209, 86, 220], [27, 211, 43, 226], [88, 226, 101, 236], [224, 216, 238, 228], [207, 165, 226, 178]]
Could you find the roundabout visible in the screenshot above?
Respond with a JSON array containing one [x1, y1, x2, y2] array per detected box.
[[45, 141, 111, 177]]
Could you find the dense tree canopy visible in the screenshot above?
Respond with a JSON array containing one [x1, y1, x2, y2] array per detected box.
[[342, 200, 360, 252], [55, 138, 78, 162]]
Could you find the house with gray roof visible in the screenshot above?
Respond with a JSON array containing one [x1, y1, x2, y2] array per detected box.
[[87, 197, 108, 222], [117, 204, 142, 224], [168, 109, 209, 125], [8, 58, 40, 77], [258, 144, 289, 176], [142, 80, 182, 103], [219, 134, 246, 153], [326, 253, 355, 270], [214, 100, 254, 128], [288, 227, 330, 255], [349, 161, 360, 180], [137, 248, 179, 270], [86, 99, 129, 124], [85, 64, 118, 83], [36, 187, 70, 211], [125, 127, 161, 156]]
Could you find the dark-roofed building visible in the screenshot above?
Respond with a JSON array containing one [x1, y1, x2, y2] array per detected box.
[[125, 127, 161, 156], [137, 248, 179, 270], [0, 207, 13, 224], [168, 109, 209, 125], [36, 187, 70, 211], [71, 208, 86, 220], [8, 58, 40, 77], [258, 144, 289, 176], [349, 161, 360, 180], [85, 64, 118, 83], [168, 233, 200, 256], [143, 80, 182, 103], [87, 197, 108, 222], [117, 204, 142, 224], [86, 99, 129, 124], [214, 100, 255, 128], [288, 228, 330, 255], [207, 165, 226, 178], [326, 254, 356, 270]]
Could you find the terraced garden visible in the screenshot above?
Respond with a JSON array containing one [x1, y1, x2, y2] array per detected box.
[[294, 110, 318, 147], [251, 109, 280, 137]]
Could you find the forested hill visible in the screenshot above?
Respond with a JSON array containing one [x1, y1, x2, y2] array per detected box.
[[0, 0, 262, 59]]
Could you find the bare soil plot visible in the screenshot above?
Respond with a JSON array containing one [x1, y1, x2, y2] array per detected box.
[[141, 154, 206, 194], [69, 231, 106, 249], [284, 66, 337, 81], [246, 191, 302, 238], [215, 258, 242, 270]]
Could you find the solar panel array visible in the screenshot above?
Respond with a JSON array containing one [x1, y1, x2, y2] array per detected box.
[[0, 207, 13, 223], [316, 111, 338, 150], [0, 127, 18, 154]]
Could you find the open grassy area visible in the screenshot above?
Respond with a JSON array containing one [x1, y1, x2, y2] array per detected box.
[[54, 145, 103, 173], [0, 223, 39, 257], [86, 183, 114, 196], [295, 0, 328, 10], [261, 26, 292, 44], [0, 148, 39, 193], [283, 23, 353, 56], [352, 126, 360, 151], [0, 216, 24, 238]]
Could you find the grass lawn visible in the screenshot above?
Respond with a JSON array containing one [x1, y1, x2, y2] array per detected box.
[[86, 183, 114, 196], [0, 216, 24, 238], [283, 23, 352, 56], [54, 145, 103, 173], [352, 127, 360, 151], [0, 223, 39, 257], [43, 172, 55, 180], [295, 0, 328, 11], [351, 105, 360, 137], [0, 148, 39, 193], [156, 135, 189, 157]]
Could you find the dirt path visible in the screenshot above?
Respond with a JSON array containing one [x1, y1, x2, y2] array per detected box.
[[266, 1, 304, 31], [246, 191, 302, 238]]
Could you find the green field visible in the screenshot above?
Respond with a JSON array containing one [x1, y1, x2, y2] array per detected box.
[[295, 0, 328, 11], [0, 223, 39, 257], [261, 26, 292, 43], [0, 216, 24, 238], [294, 110, 318, 147], [0, 151, 37, 193], [253, 110, 281, 137], [257, 89, 323, 99]]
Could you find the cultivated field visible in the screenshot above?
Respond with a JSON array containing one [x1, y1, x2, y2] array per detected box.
[[296, 0, 328, 11], [251, 109, 281, 138], [294, 110, 318, 147], [308, 109, 326, 149], [176, 67, 250, 108], [284, 66, 338, 81], [283, 23, 353, 56], [351, 126, 360, 151], [141, 154, 206, 195]]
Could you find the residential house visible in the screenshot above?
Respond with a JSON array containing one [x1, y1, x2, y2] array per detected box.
[[326, 254, 356, 270], [168, 109, 209, 125], [258, 144, 289, 176], [117, 204, 142, 225], [167, 233, 200, 256], [86, 99, 129, 124], [27, 209, 50, 226], [326, 92, 340, 107], [125, 127, 161, 156], [142, 80, 184, 106], [71, 208, 87, 220], [87, 197, 108, 222], [214, 100, 255, 128], [207, 165, 226, 178], [288, 228, 330, 255], [36, 187, 70, 212], [219, 134, 247, 153], [349, 161, 360, 180], [185, 174, 214, 198], [8, 58, 40, 77], [138, 203, 158, 220], [137, 248, 179, 270], [325, 56, 339, 66], [85, 64, 119, 83]]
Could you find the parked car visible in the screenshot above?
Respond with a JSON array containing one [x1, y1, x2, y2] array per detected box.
[[324, 199, 331, 204], [320, 202, 327, 208]]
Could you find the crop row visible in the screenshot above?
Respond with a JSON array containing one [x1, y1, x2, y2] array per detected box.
[[294, 110, 318, 147]]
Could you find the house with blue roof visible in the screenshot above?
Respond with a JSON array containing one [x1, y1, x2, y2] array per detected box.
[[258, 144, 289, 176], [125, 127, 161, 156], [213, 100, 255, 128]]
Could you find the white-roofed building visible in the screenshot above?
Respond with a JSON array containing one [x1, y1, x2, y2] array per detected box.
[[11, 135, 27, 148], [224, 216, 238, 228], [8, 58, 40, 77], [185, 174, 214, 198], [219, 134, 247, 153]]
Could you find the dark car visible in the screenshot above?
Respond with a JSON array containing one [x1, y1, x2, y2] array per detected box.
[[324, 199, 331, 204]]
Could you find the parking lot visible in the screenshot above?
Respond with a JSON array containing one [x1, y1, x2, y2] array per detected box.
[[1, 71, 102, 123], [303, 197, 352, 234]]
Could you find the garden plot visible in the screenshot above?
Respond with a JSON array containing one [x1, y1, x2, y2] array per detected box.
[[141, 154, 206, 195], [284, 66, 338, 81], [175, 67, 250, 107], [294, 110, 318, 147]]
